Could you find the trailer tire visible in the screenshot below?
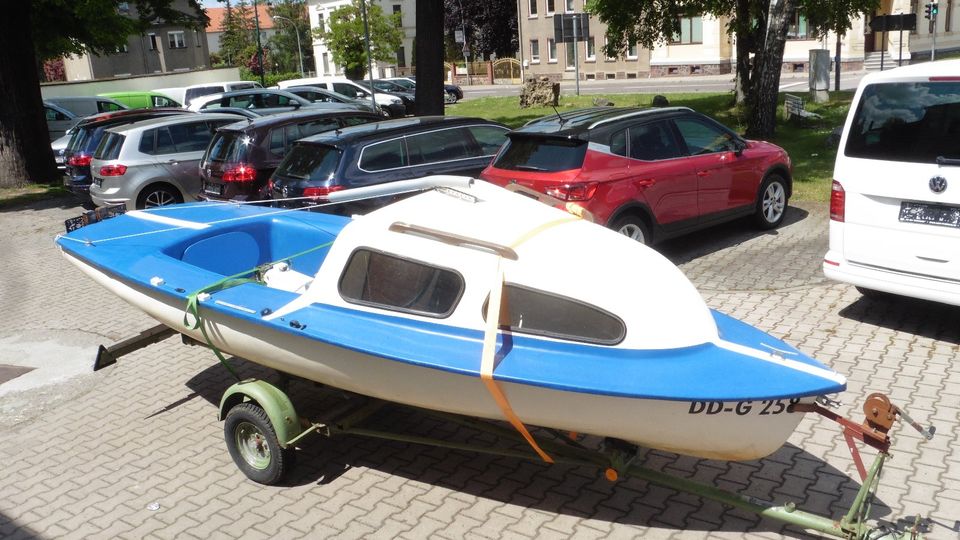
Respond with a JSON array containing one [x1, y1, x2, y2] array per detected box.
[[224, 402, 294, 485]]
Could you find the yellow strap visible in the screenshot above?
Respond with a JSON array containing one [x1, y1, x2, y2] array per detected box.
[[478, 216, 579, 464]]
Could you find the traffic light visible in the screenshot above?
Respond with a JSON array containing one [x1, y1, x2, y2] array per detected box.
[[924, 2, 932, 19], [931, 2, 939, 16]]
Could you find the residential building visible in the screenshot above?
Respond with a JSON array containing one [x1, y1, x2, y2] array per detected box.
[[205, 4, 277, 57], [62, 1, 211, 81], [307, 0, 416, 78]]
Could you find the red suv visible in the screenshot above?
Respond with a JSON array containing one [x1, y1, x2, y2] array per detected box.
[[480, 107, 792, 244]]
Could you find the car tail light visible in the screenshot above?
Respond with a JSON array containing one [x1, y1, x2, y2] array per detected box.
[[267, 178, 274, 192], [221, 164, 256, 182], [67, 154, 92, 167], [98, 164, 127, 176], [830, 180, 845, 222], [545, 182, 598, 201], [303, 185, 345, 201]]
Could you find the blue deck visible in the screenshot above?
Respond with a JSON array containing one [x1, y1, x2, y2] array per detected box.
[[57, 203, 846, 402]]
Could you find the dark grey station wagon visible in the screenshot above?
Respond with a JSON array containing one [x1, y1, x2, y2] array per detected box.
[[270, 116, 508, 213]]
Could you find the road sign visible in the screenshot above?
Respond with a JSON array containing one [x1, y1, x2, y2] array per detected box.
[[869, 13, 916, 32], [455, 29, 464, 44], [553, 13, 590, 43]]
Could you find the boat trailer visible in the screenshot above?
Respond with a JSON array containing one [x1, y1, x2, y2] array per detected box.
[[216, 376, 933, 540]]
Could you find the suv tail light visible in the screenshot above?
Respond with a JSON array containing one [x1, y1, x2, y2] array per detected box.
[[830, 180, 845, 222], [98, 164, 127, 177], [67, 154, 92, 167], [221, 164, 256, 182], [303, 185, 345, 201], [545, 182, 598, 201]]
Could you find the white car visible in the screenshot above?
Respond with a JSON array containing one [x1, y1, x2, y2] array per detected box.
[[277, 77, 405, 117], [823, 59, 960, 305]]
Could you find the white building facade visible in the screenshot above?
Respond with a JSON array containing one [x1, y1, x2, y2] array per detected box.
[[307, 0, 417, 78]]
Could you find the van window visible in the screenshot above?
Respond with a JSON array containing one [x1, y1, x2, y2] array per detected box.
[[493, 137, 588, 172], [406, 129, 471, 165], [206, 131, 249, 163], [845, 81, 960, 164], [466, 125, 508, 155], [275, 144, 342, 182], [226, 94, 255, 108], [154, 128, 177, 154], [482, 284, 626, 345], [97, 100, 125, 113], [339, 249, 464, 317], [360, 139, 407, 171], [168, 121, 216, 152], [45, 107, 70, 121], [153, 95, 180, 108], [332, 83, 360, 98], [185, 86, 225, 104]]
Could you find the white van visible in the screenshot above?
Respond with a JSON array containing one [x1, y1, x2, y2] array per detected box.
[[156, 81, 263, 108], [277, 77, 405, 117], [823, 59, 960, 305]]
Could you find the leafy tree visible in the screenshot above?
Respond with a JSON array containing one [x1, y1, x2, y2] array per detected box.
[[268, 0, 314, 75], [588, 0, 876, 138], [218, 0, 255, 67], [315, 0, 403, 80], [443, 0, 518, 60], [0, 0, 206, 188]]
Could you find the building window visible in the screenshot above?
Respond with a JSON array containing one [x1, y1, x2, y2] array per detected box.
[[397, 46, 406, 67], [671, 16, 703, 44], [317, 12, 325, 33], [530, 39, 540, 62], [547, 0, 555, 14], [604, 36, 615, 61], [547, 38, 557, 62], [148, 33, 158, 51], [529, 0, 537, 16], [565, 42, 576, 69], [565, 0, 574, 11], [168, 31, 186, 49], [115, 43, 129, 53], [786, 11, 809, 39], [195, 30, 202, 47], [627, 40, 638, 59], [586, 36, 595, 60], [392, 4, 401, 25], [322, 52, 330, 74]]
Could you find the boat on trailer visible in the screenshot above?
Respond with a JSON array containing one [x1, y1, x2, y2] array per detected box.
[[57, 176, 847, 462]]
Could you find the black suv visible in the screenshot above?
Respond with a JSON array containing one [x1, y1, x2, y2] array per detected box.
[[199, 109, 381, 202], [270, 116, 508, 214], [64, 108, 194, 198]]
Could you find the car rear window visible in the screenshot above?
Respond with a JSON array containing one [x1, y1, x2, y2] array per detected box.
[[206, 131, 250, 163], [492, 137, 588, 172], [274, 144, 342, 183], [845, 81, 960, 164], [94, 132, 125, 160]]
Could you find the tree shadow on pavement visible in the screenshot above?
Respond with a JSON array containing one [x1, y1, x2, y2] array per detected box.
[[657, 206, 810, 266], [839, 294, 960, 345], [0, 192, 90, 214]]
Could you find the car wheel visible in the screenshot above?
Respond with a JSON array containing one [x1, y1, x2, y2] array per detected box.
[[445, 91, 458, 104], [137, 184, 183, 209], [611, 215, 650, 245], [224, 402, 294, 485], [377, 106, 390, 118], [754, 174, 788, 229]]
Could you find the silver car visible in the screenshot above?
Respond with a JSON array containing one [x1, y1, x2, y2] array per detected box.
[[89, 113, 239, 210]]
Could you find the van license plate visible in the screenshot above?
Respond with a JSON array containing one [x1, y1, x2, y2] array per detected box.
[[203, 182, 223, 196], [899, 202, 960, 227], [93, 177, 103, 187]]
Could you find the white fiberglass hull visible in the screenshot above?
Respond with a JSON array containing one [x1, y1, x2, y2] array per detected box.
[[68, 252, 808, 461]]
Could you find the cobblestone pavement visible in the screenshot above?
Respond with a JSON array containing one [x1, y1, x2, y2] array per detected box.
[[1, 196, 958, 540]]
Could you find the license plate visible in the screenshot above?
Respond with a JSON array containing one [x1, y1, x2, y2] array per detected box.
[[203, 182, 223, 196], [93, 177, 103, 187], [899, 201, 960, 228]]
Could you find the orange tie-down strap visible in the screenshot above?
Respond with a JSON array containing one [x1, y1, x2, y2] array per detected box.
[[480, 216, 580, 463]]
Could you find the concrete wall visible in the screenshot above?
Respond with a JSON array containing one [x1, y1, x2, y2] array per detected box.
[[40, 67, 242, 99]]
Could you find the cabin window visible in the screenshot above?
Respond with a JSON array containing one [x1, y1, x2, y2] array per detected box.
[[483, 284, 625, 345], [339, 249, 464, 318]]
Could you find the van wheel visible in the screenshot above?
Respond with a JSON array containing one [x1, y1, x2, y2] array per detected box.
[[754, 174, 788, 229], [138, 185, 183, 209], [611, 215, 650, 245]]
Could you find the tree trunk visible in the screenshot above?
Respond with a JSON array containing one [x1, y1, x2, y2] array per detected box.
[[745, 0, 797, 139], [415, 0, 445, 116], [0, 3, 58, 188], [732, 0, 752, 104]]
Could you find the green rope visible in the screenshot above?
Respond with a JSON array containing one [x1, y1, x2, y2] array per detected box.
[[182, 240, 335, 382]]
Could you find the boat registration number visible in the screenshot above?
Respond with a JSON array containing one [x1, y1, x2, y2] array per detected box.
[[688, 398, 800, 416]]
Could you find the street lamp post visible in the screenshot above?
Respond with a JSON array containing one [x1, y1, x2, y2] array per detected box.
[[272, 15, 305, 77], [252, 0, 266, 86], [455, 0, 470, 85]]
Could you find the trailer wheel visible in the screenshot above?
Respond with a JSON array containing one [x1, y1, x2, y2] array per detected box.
[[224, 402, 294, 485]]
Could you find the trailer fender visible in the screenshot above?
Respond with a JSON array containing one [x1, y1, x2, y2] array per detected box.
[[219, 379, 302, 448]]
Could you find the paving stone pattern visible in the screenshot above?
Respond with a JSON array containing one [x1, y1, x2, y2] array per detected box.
[[1, 197, 958, 539]]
